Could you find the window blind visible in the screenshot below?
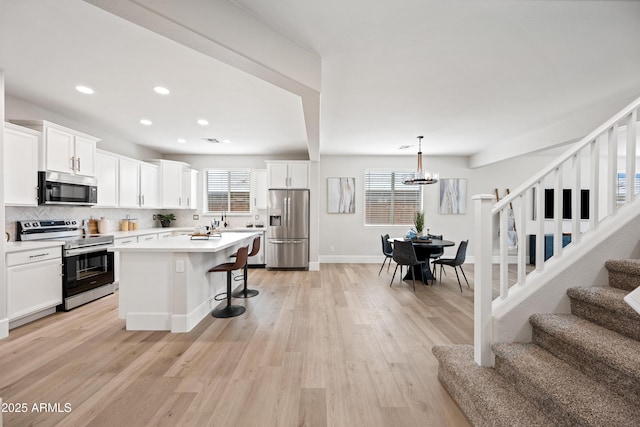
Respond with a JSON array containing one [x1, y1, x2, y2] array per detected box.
[[364, 170, 422, 225], [205, 169, 251, 213]]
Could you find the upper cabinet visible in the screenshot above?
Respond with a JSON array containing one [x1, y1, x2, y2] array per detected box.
[[11, 120, 99, 177], [139, 162, 159, 209], [266, 161, 309, 189], [95, 150, 159, 209], [95, 151, 119, 207], [146, 159, 191, 209], [4, 123, 40, 206], [118, 158, 141, 208], [251, 169, 268, 210], [182, 167, 198, 209]]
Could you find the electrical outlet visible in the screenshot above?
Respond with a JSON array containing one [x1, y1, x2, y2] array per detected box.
[[254, 215, 259, 220], [153, 214, 157, 220], [175, 260, 185, 273], [193, 214, 199, 220]]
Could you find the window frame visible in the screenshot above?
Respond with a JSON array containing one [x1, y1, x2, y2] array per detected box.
[[203, 168, 252, 216], [363, 169, 423, 226]]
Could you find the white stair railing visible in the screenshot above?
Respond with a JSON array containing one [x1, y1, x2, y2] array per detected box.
[[474, 95, 640, 366]]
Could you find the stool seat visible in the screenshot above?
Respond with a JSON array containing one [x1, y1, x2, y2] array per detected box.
[[208, 246, 249, 318], [230, 236, 260, 298]]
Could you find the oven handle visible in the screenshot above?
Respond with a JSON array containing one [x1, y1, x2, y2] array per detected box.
[[65, 245, 112, 257]]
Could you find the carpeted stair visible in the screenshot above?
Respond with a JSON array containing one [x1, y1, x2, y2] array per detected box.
[[433, 259, 640, 426]]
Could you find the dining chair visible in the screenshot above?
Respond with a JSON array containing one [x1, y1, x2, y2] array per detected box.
[[378, 234, 394, 275], [426, 233, 443, 275], [390, 239, 425, 291], [432, 240, 469, 292]]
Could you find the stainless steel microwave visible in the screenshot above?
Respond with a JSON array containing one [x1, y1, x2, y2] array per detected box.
[[38, 171, 98, 206]]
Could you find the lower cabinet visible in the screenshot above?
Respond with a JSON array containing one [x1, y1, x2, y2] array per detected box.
[[6, 247, 62, 323]]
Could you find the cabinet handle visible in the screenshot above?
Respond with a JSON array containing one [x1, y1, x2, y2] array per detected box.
[[77, 157, 81, 172], [142, 195, 145, 206], [70, 156, 76, 171], [29, 252, 50, 258], [179, 197, 182, 206]]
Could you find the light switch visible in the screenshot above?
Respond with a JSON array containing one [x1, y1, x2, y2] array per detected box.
[[175, 260, 185, 273]]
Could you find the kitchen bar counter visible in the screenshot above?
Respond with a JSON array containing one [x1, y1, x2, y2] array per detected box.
[[111, 232, 257, 332]]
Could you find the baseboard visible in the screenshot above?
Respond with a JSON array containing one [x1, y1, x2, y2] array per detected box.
[[309, 261, 320, 271], [125, 312, 172, 331]]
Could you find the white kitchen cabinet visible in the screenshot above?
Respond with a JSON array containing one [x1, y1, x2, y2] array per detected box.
[[139, 162, 159, 208], [138, 233, 159, 242], [266, 161, 308, 189], [147, 159, 190, 208], [3, 123, 39, 206], [181, 168, 198, 209], [118, 158, 141, 208], [6, 246, 62, 323], [251, 169, 268, 210], [12, 120, 98, 177], [95, 151, 119, 207]]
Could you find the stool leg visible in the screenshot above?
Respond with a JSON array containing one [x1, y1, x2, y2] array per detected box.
[[212, 271, 246, 318], [231, 263, 259, 298]]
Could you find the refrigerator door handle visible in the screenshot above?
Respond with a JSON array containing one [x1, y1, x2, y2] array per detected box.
[[270, 240, 287, 244]]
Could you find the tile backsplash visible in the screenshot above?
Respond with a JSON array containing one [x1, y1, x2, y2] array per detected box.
[[4, 206, 266, 241]]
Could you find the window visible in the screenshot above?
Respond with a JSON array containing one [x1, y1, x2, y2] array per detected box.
[[616, 172, 640, 203], [205, 169, 251, 214], [364, 170, 422, 225]]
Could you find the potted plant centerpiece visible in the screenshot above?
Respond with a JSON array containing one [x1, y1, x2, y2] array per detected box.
[[414, 211, 425, 237], [157, 213, 176, 228]]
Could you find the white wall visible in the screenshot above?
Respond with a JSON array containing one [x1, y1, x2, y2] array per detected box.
[[319, 153, 555, 263]]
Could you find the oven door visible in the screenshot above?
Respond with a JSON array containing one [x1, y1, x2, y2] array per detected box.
[[63, 248, 114, 298]]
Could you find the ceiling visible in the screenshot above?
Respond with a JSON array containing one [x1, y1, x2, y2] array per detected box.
[[1, 0, 639, 163]]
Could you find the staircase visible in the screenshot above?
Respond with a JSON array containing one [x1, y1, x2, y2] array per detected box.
[[433, 259, 640, 426]]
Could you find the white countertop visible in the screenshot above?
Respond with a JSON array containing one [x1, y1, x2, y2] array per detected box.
[[5, 240, 65, 253], [110, 226, 265, 239], [110, 231, 258, 253]]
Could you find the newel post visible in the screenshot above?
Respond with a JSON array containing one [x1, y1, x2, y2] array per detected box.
[[473, 194, 495, 367]]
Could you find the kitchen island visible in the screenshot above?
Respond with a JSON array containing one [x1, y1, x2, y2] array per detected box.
[[111, 232, 257, 332]]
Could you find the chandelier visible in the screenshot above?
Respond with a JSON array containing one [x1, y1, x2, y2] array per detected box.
[[403, 135, 438, 185]]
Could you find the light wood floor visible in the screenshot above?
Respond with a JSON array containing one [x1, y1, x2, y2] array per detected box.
[[0, 263, 475, 426]]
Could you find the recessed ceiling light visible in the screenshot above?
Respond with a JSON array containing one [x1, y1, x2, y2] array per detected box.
[[177, 138, 186, 144], [197, 119, 209, 126], [75, 85, 94, 94], [154, 86, 170, 95], [222, 139, 231, 144], [140, 119, 153, 126]]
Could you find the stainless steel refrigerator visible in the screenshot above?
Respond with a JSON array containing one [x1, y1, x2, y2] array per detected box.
[[267, 189, 309, 270]]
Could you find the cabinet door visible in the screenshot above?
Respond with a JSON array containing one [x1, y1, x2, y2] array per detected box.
[[161, 162, 183, 208], [288, 163, 309, 188], [140, 162, 159, 208], [7, 258, 62, 320], [118, 158, 140, 208], [95, 152, 119, 207], [45, 127, 74, 173], [251, 170, 268, 210], [74, 136, 96, 177], [4, 126, 39, 206], [181, 168, 198, 209], [268, 163, 288, 188]]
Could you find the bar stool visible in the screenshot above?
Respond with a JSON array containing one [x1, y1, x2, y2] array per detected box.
[[208, 246, 249, 318], [231, 236, 261, 298]]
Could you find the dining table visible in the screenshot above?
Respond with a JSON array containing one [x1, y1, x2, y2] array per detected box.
[[389, 237, 455, 284]]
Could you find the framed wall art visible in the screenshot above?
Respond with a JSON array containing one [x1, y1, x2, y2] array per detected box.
[[327, 177, 355, 213], [439, 178, 467, 214]]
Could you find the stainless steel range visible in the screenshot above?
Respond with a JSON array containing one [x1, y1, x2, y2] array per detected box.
[[17, 219, 115, 311]]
